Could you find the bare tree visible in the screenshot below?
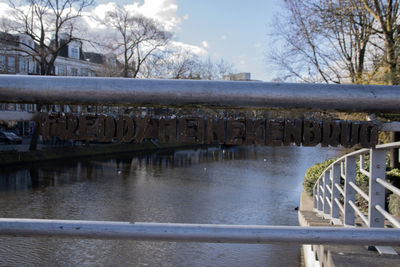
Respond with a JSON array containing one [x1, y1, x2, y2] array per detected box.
[[1, 0, 93, 75], [360, 0, 400, 168], [321, 0, 374, 83], [270, 0, 373, 84], [103, 6, 172, 78], [164, 51, 234, 80], [361, 0, 400, 85]]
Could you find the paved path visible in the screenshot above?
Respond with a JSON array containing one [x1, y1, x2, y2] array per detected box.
[[298, 191, 400, 267]]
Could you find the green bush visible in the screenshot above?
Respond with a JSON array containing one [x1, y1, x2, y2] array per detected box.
[[388, 194, 400, 216], [303, 158, 335, 196], [387, 168, 400, 216]]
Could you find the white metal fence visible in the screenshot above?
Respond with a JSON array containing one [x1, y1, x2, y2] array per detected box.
[[313, 142, 400, 229]]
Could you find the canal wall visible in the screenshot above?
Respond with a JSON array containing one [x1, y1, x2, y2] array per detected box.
[[0, 142, 209, 167], [298, 191, 400, 267]]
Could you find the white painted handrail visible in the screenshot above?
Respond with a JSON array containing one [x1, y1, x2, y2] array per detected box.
[[313, 142, 400, 228]]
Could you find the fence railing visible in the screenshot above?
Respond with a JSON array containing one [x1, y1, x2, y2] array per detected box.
[[313, 142, 400, 229], [1, 75, 400, 247]]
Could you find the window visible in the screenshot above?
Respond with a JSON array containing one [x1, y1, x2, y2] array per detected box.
[[19, 58, 27, 73], [0, 55, 5, 70], [70, 47, 79, 59], [7, 57, 16, 72], [28, 60, 36, 74], [71, 67, 78, 76], [81, 68, 88, 76], [58, 65, 66, 76]]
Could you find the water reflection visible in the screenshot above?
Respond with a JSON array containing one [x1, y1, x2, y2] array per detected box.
[[0, 145, 341, 266]]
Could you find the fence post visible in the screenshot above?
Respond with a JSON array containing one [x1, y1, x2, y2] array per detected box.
[[313, 185, 318, 210], [317, 179, 323, 212], [331, 163, 341, 222], [369, 148, 386, 228], [344, 156, 356, 226], [323, 170, 331, 217]]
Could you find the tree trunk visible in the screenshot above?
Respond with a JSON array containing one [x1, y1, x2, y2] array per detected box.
[[29, 120, 40, 151], [390, 132, 400, 169]]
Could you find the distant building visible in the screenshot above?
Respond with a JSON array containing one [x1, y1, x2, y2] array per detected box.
[[0, 32, 121, 77], [223, 72, 251, 81], [0, 32, 122, 136], [0, 32, 38, 75]]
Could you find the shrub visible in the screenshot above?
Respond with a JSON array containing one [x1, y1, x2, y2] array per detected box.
[[303, 158, 335, 196], [387, 168, 400, 216]]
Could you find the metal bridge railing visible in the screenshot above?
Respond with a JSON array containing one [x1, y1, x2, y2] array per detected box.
[[313, 142, 400, 229], [1, 75, 400, 247]]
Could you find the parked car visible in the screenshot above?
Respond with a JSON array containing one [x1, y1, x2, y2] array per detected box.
[[0, 131, 23, 144]]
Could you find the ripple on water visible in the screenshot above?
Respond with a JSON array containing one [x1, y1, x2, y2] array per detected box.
[[0, 145, 341, 266]]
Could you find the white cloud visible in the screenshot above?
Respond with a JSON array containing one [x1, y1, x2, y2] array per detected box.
[[171, 41, 208, 56], [0, 3, 12, 18], [0, 0, 207, 59], [82, 0, 181, 32], [220, 35, 227, 40], [124, 0, 180, 31]]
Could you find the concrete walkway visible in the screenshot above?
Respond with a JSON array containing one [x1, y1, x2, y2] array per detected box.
[[298, 191, 400, 267]]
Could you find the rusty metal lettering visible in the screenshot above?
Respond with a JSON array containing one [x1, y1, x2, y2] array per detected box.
[[98, 115, 115, 142], [283, 119, 302, 146], [206, 118, 225, 144], [39, 113, 51, 141], [178, 117, 204, 144], [57, 113, 78, 140], [38, 113, 379, 148], [117, 115, 135, 143], [78, 114, 97, 141], [341, 121, 359, 148], [322, 120, 340, 147], [303, 120, 322, 146], [245, 119, 265, 145], [226, 119, 245, 145], [266, 119, 284, 146], [359, 122, 378, 148], [159, 118, 177, 143], [135, 117, 158, 143]]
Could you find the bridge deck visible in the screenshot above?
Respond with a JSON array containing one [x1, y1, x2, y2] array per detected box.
[[299, 191, 400, 267]]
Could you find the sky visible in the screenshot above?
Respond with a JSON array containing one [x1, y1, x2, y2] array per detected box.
[[91, 0, 283, 81], [174, 0, 281, 81], [0, 0, 283, 81]]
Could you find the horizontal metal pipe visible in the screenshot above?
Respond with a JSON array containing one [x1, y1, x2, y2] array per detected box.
[[326, 186, 332, 195], [0, 218, 400, 245], [1, 75, 400, 111], [335, 183, 345, 196], [360, 168, 370, 178], [334, 198, 345, 214], [376, 178, 400, 197], [349, 200, 369, 226], [375, 205, 400, 228], [349, 182, 369, 201], [325, 197, 332, 208]]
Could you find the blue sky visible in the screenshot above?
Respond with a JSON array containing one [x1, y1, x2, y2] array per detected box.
[[174, 0, 281, 81], [92, 0, 282, 81], [0, 0, 283, 81]]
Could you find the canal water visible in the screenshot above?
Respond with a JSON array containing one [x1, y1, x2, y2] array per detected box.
[[0, 145, 341, 266]]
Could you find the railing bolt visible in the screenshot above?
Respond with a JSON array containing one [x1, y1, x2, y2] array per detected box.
[[376, 164, 380, 169], [375, 218, 380, 222]]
